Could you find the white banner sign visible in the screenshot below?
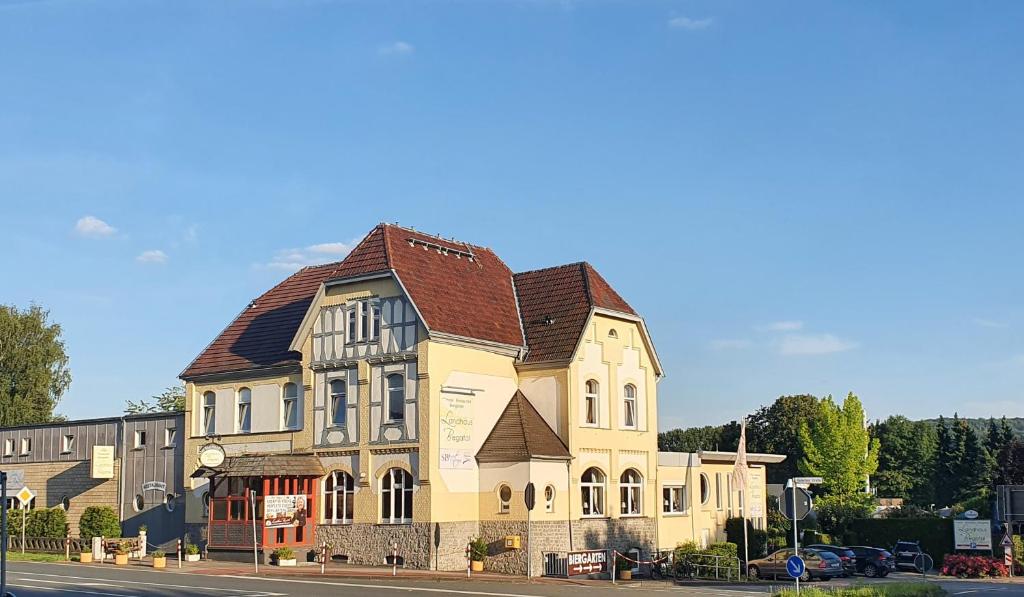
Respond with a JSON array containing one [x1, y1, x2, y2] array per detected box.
[[439, 393, 474, 470], [264, 494, 307, 528], [953, 519, 992, 550]]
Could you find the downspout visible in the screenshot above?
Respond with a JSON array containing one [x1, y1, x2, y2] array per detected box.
[[566, 460, 573, 551], [118, 416, 127, 526]]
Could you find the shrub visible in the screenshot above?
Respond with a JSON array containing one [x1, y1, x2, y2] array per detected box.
[[79, 506, 120, 540], [843, 518, 954, 564], [27, 508, 68, 538], [941, 554, 1008, 578], [468, 536, 488, 562], [151, 550, 165, 558], [814, 495, 873, 538], [185, 543, 200, 555], [725, 517, 769, 559], [673, 541, 740, 579], [773, 582, 945, 596], [272, 547, 294, 561]]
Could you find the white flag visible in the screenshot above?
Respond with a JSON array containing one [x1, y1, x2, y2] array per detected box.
[[732, 418, 750, 492]]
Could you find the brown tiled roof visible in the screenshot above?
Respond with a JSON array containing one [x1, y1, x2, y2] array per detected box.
[[513, 262, 636, 363], [180, 262, 339, 380], [191, 453, 325, 478], [476, 391, 570, 463]]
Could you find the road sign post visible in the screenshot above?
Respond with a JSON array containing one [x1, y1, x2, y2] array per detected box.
[[16, 486, 35, 555], [783, 477, 820, 595], [787, 554, 806, 594], [2, 471, 7, 597]]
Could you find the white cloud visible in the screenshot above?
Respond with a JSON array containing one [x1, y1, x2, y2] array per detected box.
[[183, 223, 199, 244], [779, 334, 858, 356], [262, 241, 357, 271], [710, 339, 754, 351], [972, 317, 1005, 329], [668, 16, 714, 30], [379, 41, 414, 56], [74, 215, 116, 238], [136, 249, 168, 264], [758, 320, 804, 332]]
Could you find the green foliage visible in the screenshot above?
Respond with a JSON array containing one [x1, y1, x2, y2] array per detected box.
[[773, 582, 946, 596], [78, 506, 120, 539], [814, 494, 874, 537], [4, 508, 68, 538], [468, 536, 488, 561], [748, 395, 824, 483], [799, 393, 879, 498], [272, 546, 295, 560], [673, 541, 741, 579], [842, 518, 954, 564], [125, 385, 185, 414], [871, 415, 937, 505], [151, 550, 165, 558], [0, 304, 71, 426], [724, 517, 769, 559], [659, 422, 741, 453], [185, 542, 200, 555]]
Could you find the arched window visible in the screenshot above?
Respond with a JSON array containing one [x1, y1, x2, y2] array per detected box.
[[381, 468, 413, 524], [584, 380, 599, 426], [544, 485, 555, 513], [323, 470, 355, 524], [580, 467, 606, 517], [202, 391, 216, 436], [620, 469, 643, 516], [330, 379, 346, 426], [623, 384, 637, 429], [386, 374, 405, 422], [700, 473, 711, 505], [237, 387, 251, 433], [282, 383, 299, 429], [498, 484, 512, 514], [608, 329, 618, 339]]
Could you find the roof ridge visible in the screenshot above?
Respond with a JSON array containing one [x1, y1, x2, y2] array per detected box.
[[383, 222, 491, 253], [579, 261, 595, 308], [328, 224, 387, 278], [513, 261, 587, 277]]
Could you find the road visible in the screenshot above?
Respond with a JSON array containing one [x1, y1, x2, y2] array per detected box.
[[2, 562, 1023, 596]]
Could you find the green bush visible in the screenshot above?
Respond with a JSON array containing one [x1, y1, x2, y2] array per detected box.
[[843, 518, 954, 564], [468, 536, 488, 562], [725, 517, 769, 559], [815, 495, 874, 538], [78, 506, 120, 539], [272, 546, 294, 560], [673, 541, 741, 579], [773, 581, 945, 596], [4, 508, 68, 538]]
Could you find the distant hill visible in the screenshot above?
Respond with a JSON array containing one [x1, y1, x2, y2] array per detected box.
[[918, 416, 1024, 438]]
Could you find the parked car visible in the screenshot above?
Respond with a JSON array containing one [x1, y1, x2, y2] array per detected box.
[[892, 540, 924, 570], [847, 546, 894, 577], [747, 548, 844, 582], [807, 544, 857, 577]]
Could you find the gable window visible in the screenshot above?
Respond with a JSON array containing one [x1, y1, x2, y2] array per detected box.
[[584, 380, 599, 426], [134, 430, 147, 449], [330, 379, 347, 427], [164, 427, 177, 448], [282, 383, 299, 429], [323, 470, 355, 524], [620, 469, 643, 516], [386, 374, 405, 422], [663, 485, 687, 514], [20, 437, 31, 455], [623, 384, 637, 429], [202, 391, 216, 436], [61, 434, 75, 454], [498, 484, 512, 514], [381, 468, 413, 524], [237, 387, 252, 433], [3, 439, 13, 457], [580, 467, 606, 517], [544, 485, 555, 513]]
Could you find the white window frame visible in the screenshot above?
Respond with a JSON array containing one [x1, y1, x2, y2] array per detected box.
[[370, 303, 381, 341], [202, 391, 216, 436], [715, 473, 723, 511], [700, 473, 711, 506], [619, 469, 643, 516], [3, 439, 13, 457], [134, 429, 147, 449], [323, 470, 355, 525], [237, 387, 252, 434], [544, 485, 555, 513], [498, 484, 512, 514], [61, 434, 75, 454], [386, 374, 405, 423], [622, 384, 637, 429], [20, 437, 31, 455], [380, 468, 413, 524], [282, 383, 299, 430], [663, 485, 687, 514], [580, 467, 606, 518], [583, 380, 599, 427], [347, 308, 357, 344], [329, 379, 347, 427], [164, 427, 177, 448]]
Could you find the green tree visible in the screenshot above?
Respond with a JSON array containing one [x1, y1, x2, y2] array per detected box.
[[798, 392, 879, 500], [79, 506, 121, 539], [0, 304, 71, 426], [871, 415, 937, 505], [748, 394, 822, 483], [957, 421, 995, 502], [658, 421, 742, 452], [987, 417, 1016, 486], [125, 385, 185, 414], [934, 415, 962, 507]]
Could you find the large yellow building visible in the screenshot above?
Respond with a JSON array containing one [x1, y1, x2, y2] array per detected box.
[[179, 223, 781, 574]]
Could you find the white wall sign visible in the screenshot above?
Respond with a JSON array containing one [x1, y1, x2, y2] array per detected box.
[[91, 445, 115, 479], [142, 481, 167, 492], [953, 519, 992, 550], [439, 393, 474, 470]]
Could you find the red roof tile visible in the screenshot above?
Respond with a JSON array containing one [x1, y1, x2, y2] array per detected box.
[[476, 391, 570, 463]]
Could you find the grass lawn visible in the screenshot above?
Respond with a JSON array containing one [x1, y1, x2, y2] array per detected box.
[[3, 551, 75, 563], [773, 582, 946, 597]]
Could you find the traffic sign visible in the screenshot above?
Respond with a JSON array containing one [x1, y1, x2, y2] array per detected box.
[[781, 487, 813, 521], [16, 486, 35, 506], [793, 477, 823, 485], [1002, 534, 1013, 548], [786, 555, 806, 579]]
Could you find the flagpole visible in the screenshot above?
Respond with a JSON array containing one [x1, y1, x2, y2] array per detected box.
[[733, 418, 751, 580], [742, 490, 749, 579]]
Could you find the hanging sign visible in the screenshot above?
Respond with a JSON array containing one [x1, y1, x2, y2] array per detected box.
[[264, 494, 308, 528], [198, 443, 226, 468]]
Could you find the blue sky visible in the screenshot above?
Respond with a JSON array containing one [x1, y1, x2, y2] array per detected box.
[[2, 0, 1023, 428]]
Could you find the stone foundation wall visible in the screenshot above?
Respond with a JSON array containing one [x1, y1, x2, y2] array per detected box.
[[315, 521, 482, 571], [478, 520, 528, 575], [571, 517, 658, 573]]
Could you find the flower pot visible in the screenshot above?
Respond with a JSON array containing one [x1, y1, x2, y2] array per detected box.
[[114, 554, 129, 566], [618, 570, 632, 580], [276, 558, 297, 567], [79, 552, 93, 563], [152, 557, 166, 569], [471, 560, 484, 572], [185, 554, 201, 562]]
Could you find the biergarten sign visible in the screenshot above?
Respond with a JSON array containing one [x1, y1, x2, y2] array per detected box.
[[567, 550, 608, 576]]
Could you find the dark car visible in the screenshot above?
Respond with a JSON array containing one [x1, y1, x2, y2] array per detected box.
[[807, 544, 856, 577], [847, 546, 894, 577], [892, 540, 924, 570], [747, 548, 844, 582]]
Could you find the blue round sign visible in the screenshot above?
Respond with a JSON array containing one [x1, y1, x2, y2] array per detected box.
[[786, 555, 806, 578]]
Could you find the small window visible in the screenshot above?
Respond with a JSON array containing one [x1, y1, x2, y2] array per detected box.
[[700, 473, 711, 505], [60, 495, 70, 510], [386, 374, 405, 422], [608, 329, 618, 338], [134, 430, 147, 449], [165, 494, 176, 512], [237, 387, 252, 433], [4, 438, 15, 457], [623, 384, 637, 429], [20, 437, 31, 455], [715, 473, 723, 510], [663, 485, 687, 514], [359, 301, 369, 340], [164, 427, 177, 447], [133, 494, 144, 512], [202, 391, 216, 436], [498, 484, 512, 514], [544, 485, 555, 513], [347, 309, 357, 343], [584, 380, 599, 426], [330, 379, 347, 427], [283, 382, 299, 429], [61, 434, 75, 454], [201, 491, 210, 517]]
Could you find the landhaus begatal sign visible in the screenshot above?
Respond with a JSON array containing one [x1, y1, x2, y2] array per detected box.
[[567, 550, 608, 576]]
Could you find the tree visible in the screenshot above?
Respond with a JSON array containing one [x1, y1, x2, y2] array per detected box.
[[658, 421, 742, 453], [798, 392, 879, 501], [933, 415, 961, 507], [0, 304, 71, 426], [957, 421, 995, 502], [987, 417, 1016, 486], [125, 385, 185, 414], [79, 506, 121, 539], [748, 394, 822, 483], [871, 415, 937, 505]]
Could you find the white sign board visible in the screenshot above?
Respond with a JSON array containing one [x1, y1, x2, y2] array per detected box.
[[439, 393, 474, 470], [4, 470, 25, 492], [953, 519, 992, 550], [91, 445, 115, 479], [748, 469, 764, 517], [264, 494, 307, 528]]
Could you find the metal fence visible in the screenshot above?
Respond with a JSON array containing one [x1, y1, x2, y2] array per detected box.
[[5, 536, 89, 554], [672, 553, 743, 582], [541, 552, 569, 577]]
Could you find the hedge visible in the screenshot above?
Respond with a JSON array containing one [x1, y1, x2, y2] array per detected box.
[[841, 518, 954, 563], [3, 508, 68, 538], [724, 517, 769, 559], [79, 506, 121, 540]]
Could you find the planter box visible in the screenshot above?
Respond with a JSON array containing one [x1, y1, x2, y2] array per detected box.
[[618, 570, 632, 580], [185, 554, 201, 562], [152, 557, 166, 569], [79, 552, 93, 564], [114, 554, 129, 566], [276, 559, 297, 567], [470, 560, 484, 572]]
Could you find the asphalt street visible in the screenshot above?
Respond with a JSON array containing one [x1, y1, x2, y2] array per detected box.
[[2, 562, 1024, 596]]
